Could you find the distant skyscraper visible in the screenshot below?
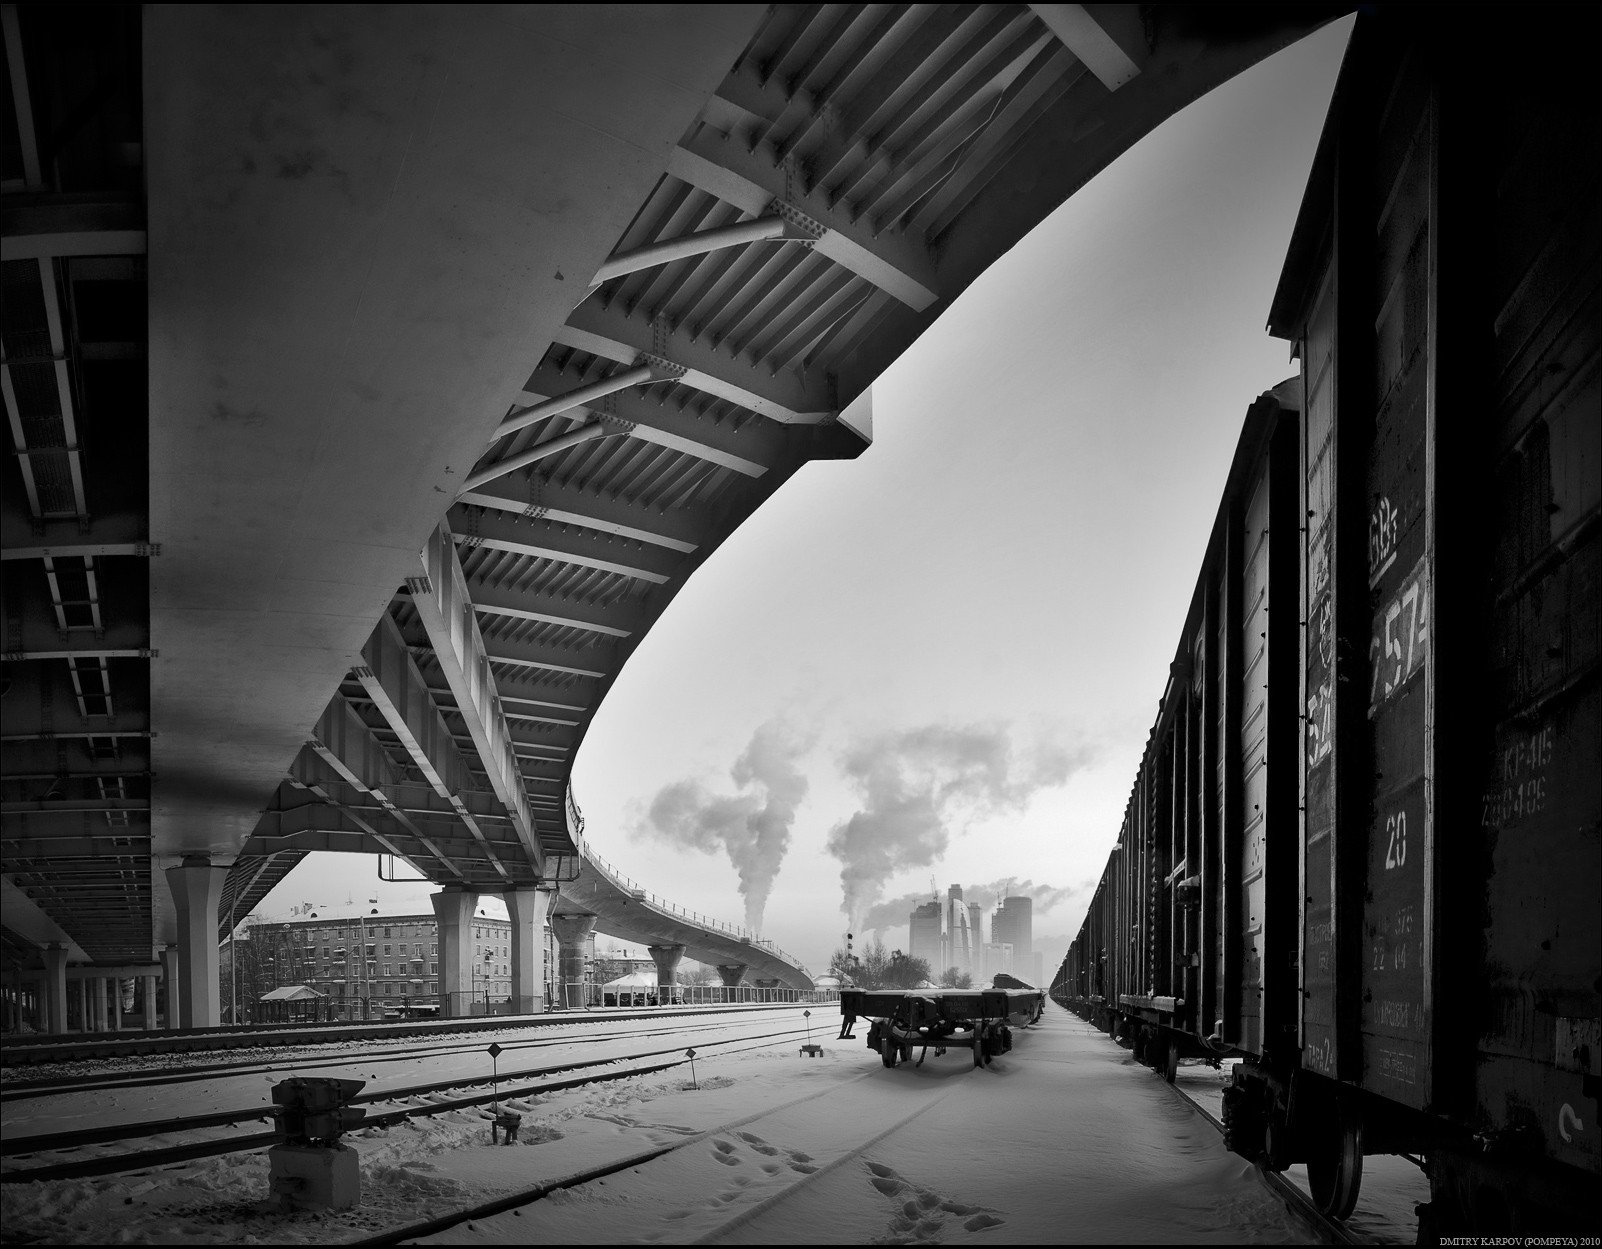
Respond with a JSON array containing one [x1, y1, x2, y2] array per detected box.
[[983, 941, 1013, 975], [991, 896, 1033, 971], [946, 885, 977, 979], [909, 900, 943, 974]]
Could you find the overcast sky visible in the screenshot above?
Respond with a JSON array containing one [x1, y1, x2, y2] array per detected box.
[[260, 16, 1354, 976]]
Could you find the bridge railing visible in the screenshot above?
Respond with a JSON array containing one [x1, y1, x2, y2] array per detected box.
[[564, 785, 813, 979], [557, 983, 840, 1008]]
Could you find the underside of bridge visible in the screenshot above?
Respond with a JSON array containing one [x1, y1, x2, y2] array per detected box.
[[3, 4, 1343, 1023]]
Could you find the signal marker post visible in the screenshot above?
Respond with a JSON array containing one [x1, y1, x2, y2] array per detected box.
[[686, 1047, 698, 1089], [487, 1043, 520, 1144], [800, 1008, 823, 1057]]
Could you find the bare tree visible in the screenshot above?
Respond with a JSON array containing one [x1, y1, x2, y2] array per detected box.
[[880, 949, 931, 990], [940, 966, 973, 989]]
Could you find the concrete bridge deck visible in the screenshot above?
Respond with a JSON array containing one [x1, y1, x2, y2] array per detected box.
[[2, 3, 1341, 1029]]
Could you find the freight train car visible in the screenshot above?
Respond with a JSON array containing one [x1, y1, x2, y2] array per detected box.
[[1052, 9, 1598, 1238]]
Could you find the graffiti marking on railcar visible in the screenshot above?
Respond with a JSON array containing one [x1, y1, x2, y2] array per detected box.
[[1369, 557, 1430, 711], [1369, 494, 1401, 583], [1306, 679, 1333, 767]]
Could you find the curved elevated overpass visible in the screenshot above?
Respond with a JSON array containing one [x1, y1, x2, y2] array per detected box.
[[2, 4, 1343, 1026]]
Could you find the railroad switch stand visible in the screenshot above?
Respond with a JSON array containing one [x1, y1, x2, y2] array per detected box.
[[492, 1111, 523, 1144], [267, 1077, 366, 1211]]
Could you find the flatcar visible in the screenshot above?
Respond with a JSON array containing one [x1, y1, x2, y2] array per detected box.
[[1052, 9, 1598, 1239], [840, 988, 1045, 1069]]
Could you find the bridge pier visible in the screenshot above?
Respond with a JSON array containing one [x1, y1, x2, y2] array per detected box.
[[716, 964, 747, 1002], [550, 914, 596, 1009], [142, 974, 158, 1031], [160, 945, 179, 1029], [40, 945, 68, 1035], [164, 859, 230, 1028], [502, 887, 554, 1015], [431, 886, 480, 1018], [648, 944, 684, 1001]]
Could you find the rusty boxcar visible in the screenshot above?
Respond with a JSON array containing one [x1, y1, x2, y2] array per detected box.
[[1053, 9, 1597, 1236]]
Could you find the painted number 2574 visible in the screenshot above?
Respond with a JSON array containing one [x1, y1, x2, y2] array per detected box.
[[1384, 811, 1408, 870]]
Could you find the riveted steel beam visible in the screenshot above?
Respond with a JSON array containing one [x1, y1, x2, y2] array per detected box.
[[521, 360, 783, 475], [412, 526, 551, 866], [1028, 4, 1144, 91], [668, 129, 940, 311], [465, 575, 647, 639], [448, 505, 680, 585], [459, 475, 703, 552], [559, 296, 836, 425]]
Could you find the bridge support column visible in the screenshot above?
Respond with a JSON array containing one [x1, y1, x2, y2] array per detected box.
[[71, 977, 86, 1032], [41, 945, 69, 1035], [92, 977, 109, 1030], [648, 945, 684, 1002], [160, 945, 179, 1028], [431, 887, 479, 1018], [716, 964, 746, 1003], [550, 914, 596, 1010], [502, 888, 554, 1015], [164, 858, 230, 1028], [142, 974, 158, 1031]]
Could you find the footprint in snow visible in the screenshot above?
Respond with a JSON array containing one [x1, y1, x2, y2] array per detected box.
[[863, 1162, 1005, 1242]]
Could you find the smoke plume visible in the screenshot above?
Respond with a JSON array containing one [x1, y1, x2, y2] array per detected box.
[[640, 721, 810, 932], [825, 724, 1079, 932]]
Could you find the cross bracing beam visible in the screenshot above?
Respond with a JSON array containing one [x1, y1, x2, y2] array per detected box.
[[558, 296, 837, 425], [459, 476, 703, 552], [466, 576, 646, 639], [477, 631, 617, 680], [667, 130, 940, 312], [1028, 4, 1144, 91], [355, 614, 504, 810], [4, 644, 156, 661], [464, 423, 617, 490], [2, 515, 158, 563], [591, 214, 819, 286], [302, 694, 410, 795], [520, 361, 783, 473], [267, 779, 467, 882], [449, 506, 679, 585], [412, 526, 551, 865]]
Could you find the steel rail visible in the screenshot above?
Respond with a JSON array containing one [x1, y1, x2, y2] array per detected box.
[[0, 1013, 785, 1102], [0, 1026, 816, 1183]]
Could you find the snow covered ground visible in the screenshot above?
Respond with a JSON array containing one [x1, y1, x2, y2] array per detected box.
[[2, 1006, 1350, 1244]]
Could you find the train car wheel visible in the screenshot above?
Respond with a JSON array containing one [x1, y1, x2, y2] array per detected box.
[[1307, 1111, 1362, 1220], [1261, 1112, 1291, 1173], [1163, 1036, 1180, 1084], [880, 1035, 899, 1068]]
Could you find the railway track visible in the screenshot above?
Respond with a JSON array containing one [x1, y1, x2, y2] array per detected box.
[[0, 1010, 796, 1102], [0, 1001, 802, 1068], [0, 1024, 817, 1184], [1162, 1072, 1373, 1246]]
